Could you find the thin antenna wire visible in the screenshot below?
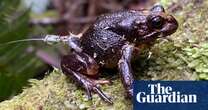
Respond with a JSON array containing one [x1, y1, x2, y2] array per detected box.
[[0, 38, 44, 46]]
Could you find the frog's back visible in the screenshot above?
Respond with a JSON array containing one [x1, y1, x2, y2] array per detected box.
[[80, 27, 125, 68], [80, 10, 144, 68], [93, 10, 143, 30]]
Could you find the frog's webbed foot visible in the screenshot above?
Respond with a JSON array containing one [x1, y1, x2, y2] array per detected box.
[[63, 69, 113, 104], [61, 52, 113, 104], [81, 76, 113, 103]]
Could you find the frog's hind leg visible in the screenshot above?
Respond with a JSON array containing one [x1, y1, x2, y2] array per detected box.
[[61, 52, 112, 103]]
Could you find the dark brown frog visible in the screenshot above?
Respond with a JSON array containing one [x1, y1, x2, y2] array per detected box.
[[60, 5, 178, 103]]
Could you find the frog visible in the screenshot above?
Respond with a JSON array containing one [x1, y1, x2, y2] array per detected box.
[[46, 5, 178, 104]]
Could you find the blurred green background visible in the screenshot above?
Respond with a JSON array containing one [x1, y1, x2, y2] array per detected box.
[[0, 0, 47, 101]]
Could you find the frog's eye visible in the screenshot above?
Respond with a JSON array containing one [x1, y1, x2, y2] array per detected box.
[[150, 16, 164, 29]]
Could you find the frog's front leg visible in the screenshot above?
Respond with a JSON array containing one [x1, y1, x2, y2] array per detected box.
[[118, 44, 135, 97], [61, 52, 112, 103]]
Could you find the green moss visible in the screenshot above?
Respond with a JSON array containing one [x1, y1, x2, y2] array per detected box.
[[183, 43, 208, 79], [0, 0, 208, 109], [0, 70, 132, 110]]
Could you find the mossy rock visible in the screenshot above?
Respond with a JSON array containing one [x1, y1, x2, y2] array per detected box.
[[0, 70, 132, 110]]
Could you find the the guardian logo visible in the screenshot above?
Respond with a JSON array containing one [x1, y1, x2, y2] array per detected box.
[[134, 81, 208, 110], [136, 83, 197, 103]]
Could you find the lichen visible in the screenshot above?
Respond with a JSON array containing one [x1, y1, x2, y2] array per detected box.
[[0, 0, 208, 109]]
